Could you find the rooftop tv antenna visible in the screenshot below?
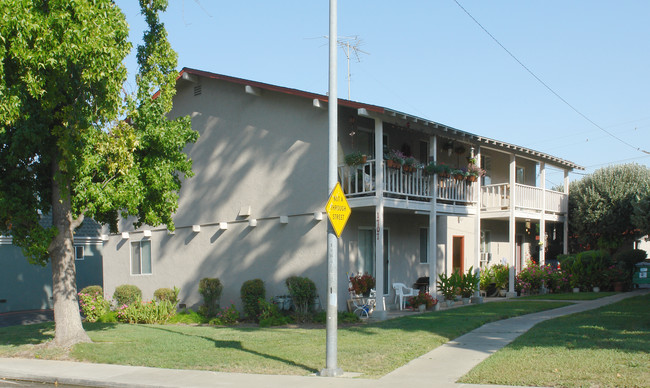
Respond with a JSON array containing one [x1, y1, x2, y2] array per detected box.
[[321, 35, 369, 99]]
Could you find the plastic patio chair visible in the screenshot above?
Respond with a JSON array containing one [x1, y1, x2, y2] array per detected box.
[[393, 282, 417, 310]]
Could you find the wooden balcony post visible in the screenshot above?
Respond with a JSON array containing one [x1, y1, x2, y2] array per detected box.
[[540, 162, 546, 266]]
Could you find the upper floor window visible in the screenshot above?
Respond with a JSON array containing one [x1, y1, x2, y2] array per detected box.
[[516, 166, 525, 184]]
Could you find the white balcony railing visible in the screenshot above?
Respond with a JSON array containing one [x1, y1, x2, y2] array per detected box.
[[481, 183, 567, 214], [338, 160, 477, 204]]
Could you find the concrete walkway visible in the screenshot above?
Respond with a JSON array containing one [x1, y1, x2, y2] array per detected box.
[[0, 290, 646, 388]]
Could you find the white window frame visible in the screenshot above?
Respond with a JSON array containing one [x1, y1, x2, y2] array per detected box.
[[130, 240, 152, 275], [74, 245, 84, 261]]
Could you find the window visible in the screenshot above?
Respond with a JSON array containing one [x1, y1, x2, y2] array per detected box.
[[131, 240, 152, 275], [357, 229, 375, 276], [419, 228, 428, 264], [74, 246, 84, 261], [516, 166, 525, 184], [481, 155, 492, 186]]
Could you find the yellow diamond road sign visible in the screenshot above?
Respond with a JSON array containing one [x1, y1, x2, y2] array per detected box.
[[326, 182, 351, 238]]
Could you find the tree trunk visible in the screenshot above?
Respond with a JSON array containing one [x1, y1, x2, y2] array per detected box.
[[49, 160, 91, 348]]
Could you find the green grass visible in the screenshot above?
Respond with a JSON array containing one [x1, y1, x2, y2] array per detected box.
[[460, 293, 650, 387], [519, 291, 618, 300], [0, 301, 567, 378]]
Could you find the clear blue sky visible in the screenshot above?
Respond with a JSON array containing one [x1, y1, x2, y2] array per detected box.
[[115, 0, 650, 187]]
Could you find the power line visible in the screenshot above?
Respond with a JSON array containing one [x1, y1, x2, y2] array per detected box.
[[452, 0, 650, 156]]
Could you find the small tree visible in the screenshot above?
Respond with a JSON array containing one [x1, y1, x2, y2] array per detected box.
[[569, 164, 650, 252]]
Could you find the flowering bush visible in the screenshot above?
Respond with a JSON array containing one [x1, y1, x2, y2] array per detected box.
[[116, 300, 176, 324], [515, 264, 544, 295], [408, 291, 437, 309], [78, 291, 110, 323], [348, 273, 375, 296], [542, 265, 570, 293], [210, 304, 239, 325]]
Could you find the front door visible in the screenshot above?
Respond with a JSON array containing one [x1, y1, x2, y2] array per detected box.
[[358, 228, 390, 295], [452, 236, 464, 274]]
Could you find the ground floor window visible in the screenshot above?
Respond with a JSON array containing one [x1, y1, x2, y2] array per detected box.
[[419, 228, 428, 264], [131, 240, 152, 275]]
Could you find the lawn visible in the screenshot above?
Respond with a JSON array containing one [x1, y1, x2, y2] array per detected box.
[[519, 291, 618, 301], [459, 293, 650, 387], [0, 301, 567, 378]]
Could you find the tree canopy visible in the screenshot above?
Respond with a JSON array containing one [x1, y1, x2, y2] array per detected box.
[[0, 0, 197, 347], [568, 164, 650, 251]]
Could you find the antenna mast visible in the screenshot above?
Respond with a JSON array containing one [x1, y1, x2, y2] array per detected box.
[[338, 36, 368, 99]]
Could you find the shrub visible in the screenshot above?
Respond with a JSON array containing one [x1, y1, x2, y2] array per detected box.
[[408, 291, 437, 308], [240, 279, 265, 321], [542, 265, 571, 293], [154, 286, 180, 307], [479, 266, 494, 291], [168, 309, 208, 324], [113, 284, 142, 306], [286, 276, 318, 315], [79, 285, 103, 296], [516, 264, 545, 295], [97, 311, 118, 323], [458, 267, 480, 298], [560, 250, 612, 289], [78, 291, 110, 322], [209, 304, 239, 326], [614, 249, 647, 279], [116, 300, 176, 324], [436, 272, 457, 300], [198, 278, 223, 318], [492, 264, 510, 291]]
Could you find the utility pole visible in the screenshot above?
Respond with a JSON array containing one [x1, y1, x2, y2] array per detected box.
[[320, 0, 343, 378]]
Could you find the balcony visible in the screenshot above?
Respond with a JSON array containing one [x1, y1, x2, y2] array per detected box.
[[481, 183, 567, 214], [338, 159, 478, 206]]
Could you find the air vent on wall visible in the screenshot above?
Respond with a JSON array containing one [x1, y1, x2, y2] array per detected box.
[[193, 84, 202, 96]]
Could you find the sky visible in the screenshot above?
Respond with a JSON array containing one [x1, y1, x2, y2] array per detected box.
[[115, 0, 650, 187]]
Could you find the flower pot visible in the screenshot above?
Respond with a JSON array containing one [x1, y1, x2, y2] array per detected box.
[[462, 297, 470, 305], [467, 175, 477, 182], [592, 286, 600, 293], [572, 287, 580, 293], [418, 304, 426, 313], [386, 160, 401, 169], [498, 289, 506, 297], [445, 300, 454, 308]]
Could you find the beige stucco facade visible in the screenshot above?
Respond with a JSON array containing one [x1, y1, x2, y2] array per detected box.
[[101, 68, 582, 311]]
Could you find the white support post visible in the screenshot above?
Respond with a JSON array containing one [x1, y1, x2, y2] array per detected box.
[[508, 154, 517, 297], [374, 118, 386, 318], [539, 162, 546, 266], [475, 147, 481, 271], [563, 169, 570, 255], [428, 135, 438, 296]]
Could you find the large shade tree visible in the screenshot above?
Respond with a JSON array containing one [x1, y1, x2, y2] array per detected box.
[[568, 164, 650, 252], [0, 0, 197, 347]]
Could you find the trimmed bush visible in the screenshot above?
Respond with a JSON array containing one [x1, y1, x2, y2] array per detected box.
[[113, 284, 142, 307], [198, 278, 223, 318], [78, 291, 110, 322], [79, 285, 103, 297], [286, 276, 318, 316], [613, 249, 647, 288], [116, 300, 176, 324], [240, 279, 265, 321], [154, 286, 180, 307]]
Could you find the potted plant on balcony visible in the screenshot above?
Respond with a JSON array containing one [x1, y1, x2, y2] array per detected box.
[[466, 164, 486, 182], [384, 149, 405, 169], [348, 273, 376, 297], [344, 151, 367, 166], [403, 156, 417, 173], [453, 168, 467, 181]]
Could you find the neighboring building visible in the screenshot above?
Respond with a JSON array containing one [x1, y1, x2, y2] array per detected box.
[[101, 68, 583, 313], [0, 218, 104, 313]]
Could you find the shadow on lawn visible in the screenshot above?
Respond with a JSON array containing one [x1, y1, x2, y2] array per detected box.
[[144, 325, 318, 374]]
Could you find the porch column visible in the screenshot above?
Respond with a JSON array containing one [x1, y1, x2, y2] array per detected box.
[[508, 154, 516, 295], [474, 147, 481, 270], [562, 170, 569, 255], [374, 118, 386, 315], [539, 162, 546, 265], [429, 135, 438, 296]]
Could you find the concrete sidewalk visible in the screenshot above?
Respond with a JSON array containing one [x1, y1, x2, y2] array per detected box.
[[0, 290, 646, 388]]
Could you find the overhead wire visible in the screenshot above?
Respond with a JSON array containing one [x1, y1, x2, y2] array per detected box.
[[452, 0, 650, 155]]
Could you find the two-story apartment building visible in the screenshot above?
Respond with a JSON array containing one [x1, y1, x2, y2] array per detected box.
[[101, 68, 583, 313]]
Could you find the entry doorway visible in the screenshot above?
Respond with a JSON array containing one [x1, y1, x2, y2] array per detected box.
[[452, 236, 464, 274]]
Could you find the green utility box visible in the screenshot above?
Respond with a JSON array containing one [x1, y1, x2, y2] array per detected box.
[[632, 262, 650, 288]]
